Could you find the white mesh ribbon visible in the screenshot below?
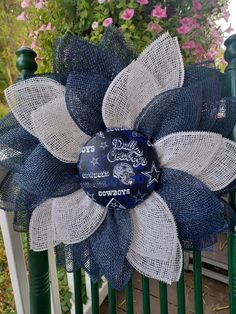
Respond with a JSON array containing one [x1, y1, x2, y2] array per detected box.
[[102, 32, 184, 129], [5, 77, 90, 163], [4, 77, 65, 135], [29, 199, 60, 251], [31, 96, 90, 163], [29, 189, 107, 251], [154, 132, 236, 191], [127, 192, 182, 284]]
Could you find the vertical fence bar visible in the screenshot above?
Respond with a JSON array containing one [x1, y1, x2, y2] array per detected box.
[[16, 47, 51, 314], [159, 282, 168, 314], [91, 280, 99, 314], [177, 269, 185, 314], [193, 250, 203, 314], [125, 279, 134, 314], [142, 276, 150, 314], [108, 284, 116, 314], [224, 34, 236, 314], [74, 269, 83, 314]]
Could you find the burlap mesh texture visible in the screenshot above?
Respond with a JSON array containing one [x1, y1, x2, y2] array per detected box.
[[31, 90, 90, 163], [55, 209, 134, 291], [127, 192, 182, 284], [102, 32, 184, 129], [158, 168, 228, 250], [135, 64, 236, 142], [155, 132, 236, 191], [4, 77, 65, 136], [29, 189, 107, 251]]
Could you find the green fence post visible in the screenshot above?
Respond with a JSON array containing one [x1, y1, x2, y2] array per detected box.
[[177, 269, 186, 314], [142, 276, 150, 314], [91, 280, 99, 314], [224, 34, 236, 314], [16, 47, 51, 314], [74, 269, 83, 314], [193, 250, 203, 314], [159, 281, 168, 314], [108, 284, 116, 314], [126, 279, 134, 314]]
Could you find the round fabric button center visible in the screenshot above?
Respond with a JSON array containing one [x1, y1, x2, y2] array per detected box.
[[78, 129, 160, 210]]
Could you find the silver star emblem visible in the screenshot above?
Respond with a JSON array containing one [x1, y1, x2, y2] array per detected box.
[[91, 157, 99, 166], [100, 141, 108, 150], [132, 190, 147, 204], [142, 162, 160, 187]]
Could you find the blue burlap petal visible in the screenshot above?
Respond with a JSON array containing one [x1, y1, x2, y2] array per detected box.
[[53, 33, 124, 83], [15, 144, 80, 198], [90, 209, 133, 291], [55, 241, 102, 283], [157, 168, 232, 250], [65, 72, 109, 135], [135, 84, 202, 142], [0, 113, 38, 171], [100, 26, 136, 66]]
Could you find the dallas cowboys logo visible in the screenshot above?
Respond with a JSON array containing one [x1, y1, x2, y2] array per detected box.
[[142, 162, 160, 187]]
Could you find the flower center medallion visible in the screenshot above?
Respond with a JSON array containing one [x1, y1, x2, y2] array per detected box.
[[78, 129, 160, 210]]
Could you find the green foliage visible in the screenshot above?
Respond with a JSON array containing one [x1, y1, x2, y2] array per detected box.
[[12, 0, 230, 73]]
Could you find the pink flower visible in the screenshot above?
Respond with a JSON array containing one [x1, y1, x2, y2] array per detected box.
[[182, 40, 197, 49], [121, 8, 135, 21], [136, 0, 149, 4], [176, 25, 192, 34], [192, 0, 202, 11], [38, 24, 47, 32], [176, 17, 200, 34], [29, 30, 35, 37], [225, 24, 234, 34], [147, 22, 162, 33], [16, 12, 27, 21], [206, 48, 218, 60], [35, 0, 44, 9], [221, 5, 230, 22], [151, 5, 167, 19], [103, 17, 113, 27], [46, 22, 52, 30], [21, 0, 30, 8], [30, 40, 40, 50]]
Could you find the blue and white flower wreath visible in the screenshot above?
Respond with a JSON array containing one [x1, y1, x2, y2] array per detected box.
[[1, 27, 236, 290]]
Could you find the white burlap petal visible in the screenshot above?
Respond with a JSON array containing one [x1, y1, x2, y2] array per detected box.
[[127, 192, 182, 284], [102, 63, 133, 129], [29, 199, 60, 251], [31, 96, 90, 163], [154, 132, 236, 191], [102, 32, 184, 129], [52, 189, 107, 244], [4, 77, 65, 135]]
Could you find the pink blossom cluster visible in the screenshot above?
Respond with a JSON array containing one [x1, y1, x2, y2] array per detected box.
[[182, 40, 205, 59], [177, 17, 200, 34]]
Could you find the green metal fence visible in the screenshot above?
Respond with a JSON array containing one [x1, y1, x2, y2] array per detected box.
[[15, 34, 236, 314]]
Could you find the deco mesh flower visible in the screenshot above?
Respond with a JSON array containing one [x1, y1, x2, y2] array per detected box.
[[1, 27, 236, 291]]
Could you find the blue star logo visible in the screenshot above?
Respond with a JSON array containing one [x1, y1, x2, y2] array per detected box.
[[142, 162, 160, 188]]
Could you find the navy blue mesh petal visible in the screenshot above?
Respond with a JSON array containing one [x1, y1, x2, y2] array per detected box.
[[15, 144, 80, 198], [135, 84, 202, 142], [55, 241, 102, 282], [90, 209, 133, 291], [0, 113, 38, 171], [157, 168, 231, 250], [53, 34, 124, 83], [0, 172, 45, 212], [65, 72, 109, 135], [100, 26, 136, 66]]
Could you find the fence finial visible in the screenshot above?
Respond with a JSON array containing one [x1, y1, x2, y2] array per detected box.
[[16, 47, 37, 80]]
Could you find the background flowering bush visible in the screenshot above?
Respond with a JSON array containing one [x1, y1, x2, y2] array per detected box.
[[13, 0, 231, 73]]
